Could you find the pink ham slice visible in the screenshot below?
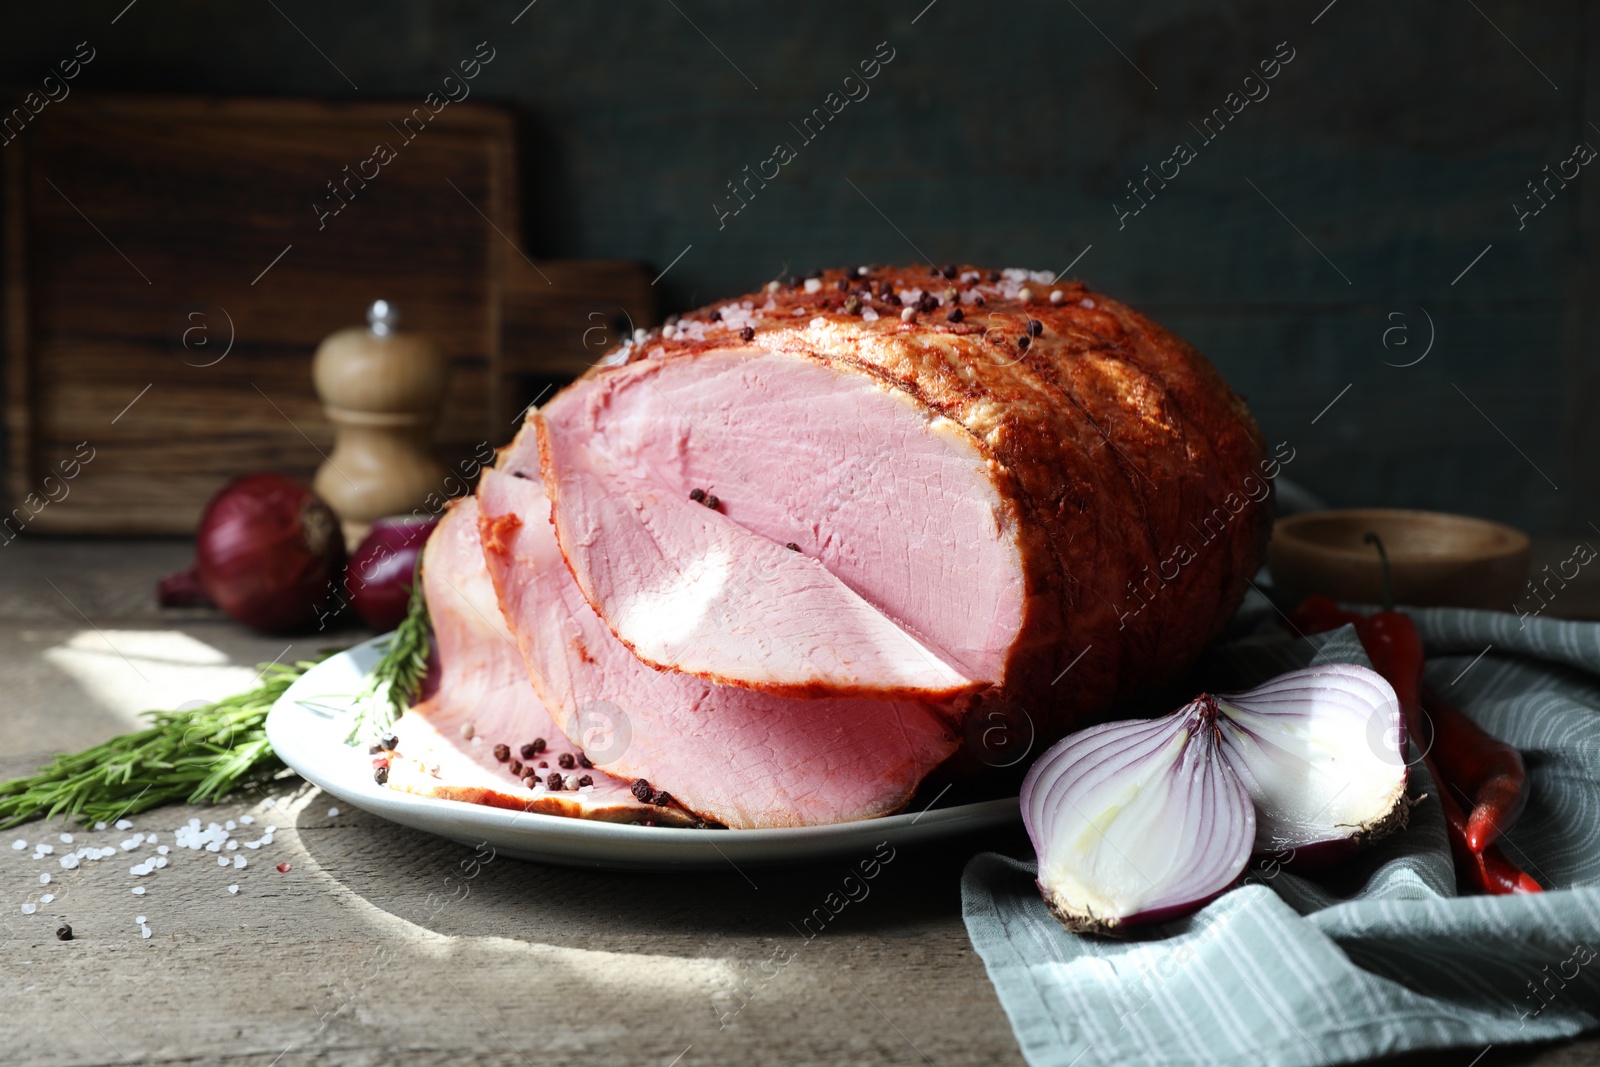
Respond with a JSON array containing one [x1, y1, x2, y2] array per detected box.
[[392, 497, 683, 824], [477, 459, 961, 829], [535, 350, 1025, 699]]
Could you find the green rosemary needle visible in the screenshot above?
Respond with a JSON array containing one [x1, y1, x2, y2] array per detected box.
[[345, 575, 433, 744], [0, 658, 325, 829]]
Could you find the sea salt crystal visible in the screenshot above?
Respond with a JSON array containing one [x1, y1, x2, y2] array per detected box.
[[809, 316, 828, 329], [327, 807, 340, 818], [35, 844, 54, 855], [38, 873, 50, 885], [140, 924, 151, 939], [115, 819, 133, 831], [226, 841, 238, 851], [94, 822, 106, 830], [218, 856, 229, 867], [156, 846, 169, 856], [861, 307, 880, 322], [58, 855, 79, 871], [58, 833, 73, 844], [20, 903, 35, 915], [205, 843, 221, 853], [39, 894, 53, 904], [98, 847, 116, 859], [803, 277, 823, 294], [131, 863, 151, 876], [233, 856, 246, 869], [135, 915, 146, 924], [153, 857, 168, 869], [265, 824, 278, 833], [145, 833, 157, 845], [227, 885, 239, 894], [244, 841, 262, 850], [131, 886, 145, 895], [120, 839, 140, 852], [11, 839, 25, 851], [239, 815, 254, 825], [225, 820, 236, 831]]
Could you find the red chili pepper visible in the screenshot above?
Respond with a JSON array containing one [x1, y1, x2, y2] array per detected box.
[[1283, 535, 1540, 895], [1421, 686, 1529, 853]]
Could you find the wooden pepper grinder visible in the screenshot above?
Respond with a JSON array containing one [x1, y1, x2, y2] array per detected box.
[[312, 300, 450, 549]]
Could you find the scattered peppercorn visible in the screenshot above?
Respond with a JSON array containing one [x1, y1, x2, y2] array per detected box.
[[708, 310, 722, 321], [651, 790, 673, 807], [558, 752, 576, 769], [631, 779, 654, 802], [381, 735, 398, 750], [519, 742, 538, 759], [276, 862, 292, 873], [836, 278, 850, 292], [509, 759, 525, 778], [578, 754, 593, 768], [1027, 318, 1044, 336], [1018, 334, 1032, 351], [739, 325, 755, 341], [373, 765, 389, 785], [538, 761, 548, 769], [367, 743, 383, 755], [689, 487, 706, 503], [843, 295, 862, 315], [917, 292, 939, 313], [55, 924, 72, 941], [704, 495, 720, 511], [522, 775, 539, 788], [547, 773, 564, 791], [882, 291, 901, 306], [786, 542, 800, 551], [577, 775, 594, 788], [987, 270, 1001, 282], [493, 743, 510, 762], [947, 308, 964, 323]]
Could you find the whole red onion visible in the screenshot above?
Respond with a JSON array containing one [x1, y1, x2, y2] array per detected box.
[[346, 515, 439, 631], [188, 473, 346, 633]]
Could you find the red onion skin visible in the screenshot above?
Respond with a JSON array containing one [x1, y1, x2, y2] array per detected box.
[[346, 516, 439, 631], [194, 473, 346, 634]]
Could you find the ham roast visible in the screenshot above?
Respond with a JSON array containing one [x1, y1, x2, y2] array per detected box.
[[412, 266, 1272, 829]]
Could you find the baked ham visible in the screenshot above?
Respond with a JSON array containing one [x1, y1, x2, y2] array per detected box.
[[417, 266, 1270, 828]]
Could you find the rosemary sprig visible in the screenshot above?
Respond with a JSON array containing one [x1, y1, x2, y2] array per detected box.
[[345, 574, 432, 744], [0, 658, 326, 829]]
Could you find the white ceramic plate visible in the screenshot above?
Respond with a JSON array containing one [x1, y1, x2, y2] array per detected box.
[[266, 638, 1021, 871]]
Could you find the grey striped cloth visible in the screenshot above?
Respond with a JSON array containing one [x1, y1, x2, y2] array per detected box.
[[962, 609, 1600, 1066]]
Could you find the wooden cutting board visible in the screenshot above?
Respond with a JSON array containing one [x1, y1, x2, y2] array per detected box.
[[2, 94, 654, 535]]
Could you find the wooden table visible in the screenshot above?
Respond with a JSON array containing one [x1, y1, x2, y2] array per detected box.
[[1, 539, 1593, 1066]]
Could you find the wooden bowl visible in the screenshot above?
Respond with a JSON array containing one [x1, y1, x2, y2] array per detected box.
[[1267, 508, 1530, 609]]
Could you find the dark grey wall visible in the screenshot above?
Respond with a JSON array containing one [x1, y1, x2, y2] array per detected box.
[[5, 1, 1593, 534]]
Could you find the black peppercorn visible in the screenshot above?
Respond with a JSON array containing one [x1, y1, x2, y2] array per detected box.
[[704, 495, 720, 511], [493, 743, 510, 762], [577, 775, 594, 787], [547, 772, 564, 791], [739, 325, 755, 341], [558, 752, 576, 769], [1028, 319, 1044, 336], [578, 754, 593, 768], [786, 542, 800, 552], [689, 487, 706, 503], [55, 924, 72, 941], [374, 765, 389, 785], [651, 790, 673, 807], [509, 760, 524, 778], [631, 779, 654, 802], [947, 308, 964, 323]]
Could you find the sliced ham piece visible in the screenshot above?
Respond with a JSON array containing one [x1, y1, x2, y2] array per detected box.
[[393, 498, 684, 824], [476, 462, 961, 829], [537, 270, 1271, 748], [535, 372, 984, 699]]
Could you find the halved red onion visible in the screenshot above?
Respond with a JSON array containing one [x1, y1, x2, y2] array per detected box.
[[1215, 664, 1409, 866], [1021, 697, 1254, 935]]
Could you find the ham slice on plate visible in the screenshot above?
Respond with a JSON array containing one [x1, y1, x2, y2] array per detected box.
[[535, 351, 1011, 700], [477, 458, 961, 829], [390, 497, 686, 824]]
